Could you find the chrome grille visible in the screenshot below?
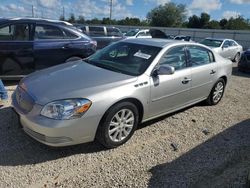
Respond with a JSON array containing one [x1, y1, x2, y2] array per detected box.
[[16, 86, 34, 113]]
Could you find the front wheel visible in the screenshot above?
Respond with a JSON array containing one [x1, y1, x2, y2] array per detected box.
[[96, 102, 139, 148], [206, 78, 225, 105]]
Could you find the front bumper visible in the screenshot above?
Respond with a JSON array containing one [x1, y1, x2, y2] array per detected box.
[[12, 93, 101, 147]]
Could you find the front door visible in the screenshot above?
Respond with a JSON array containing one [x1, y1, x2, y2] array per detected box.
[[149, 46, 192, 117]]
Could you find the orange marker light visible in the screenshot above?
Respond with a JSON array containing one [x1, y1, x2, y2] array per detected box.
[[76, 102, 92, 113]]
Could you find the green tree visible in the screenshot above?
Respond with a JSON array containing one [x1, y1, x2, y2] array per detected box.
[[219, 18, 228, 29], [207, 20, 221, 29], [87, 18, 101, 24], [117, 17, 142, 26], [225, 16, 250, 30], [187, 12, 211, 28], [187, 15, 201, 28], [68, 13, 76, 23], [200, 12, 210, 28], [77, 15, 85, 24], [147, 2, 187, 27]]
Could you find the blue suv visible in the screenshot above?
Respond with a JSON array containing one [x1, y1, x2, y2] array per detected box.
[[0, 18, 97, 80]]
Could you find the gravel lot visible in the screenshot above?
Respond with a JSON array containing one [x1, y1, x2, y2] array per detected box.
[[0, 65, 250, 188]]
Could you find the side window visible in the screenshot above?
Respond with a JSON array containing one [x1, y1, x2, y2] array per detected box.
[[159, 46, 187, 70], [229, 40, 237, 46], [107, 28, 122, 37], [63, 29, 78, 39], [223, 40, 230, 47], [88, 26, 104, 36], [137, 31, 146, 37], [34, 25, 64, 40], [145, 31, 151, 36], [0, 24, 29, 41], [188, 46, 212, 66]]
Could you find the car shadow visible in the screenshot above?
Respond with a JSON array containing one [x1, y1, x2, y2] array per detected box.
[[0, 107, 106, 166], [148, 119, 250, 187], [232, 66, 250, 78]]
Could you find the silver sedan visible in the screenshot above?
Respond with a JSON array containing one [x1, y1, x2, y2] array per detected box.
[[12, 39, 232, 148], [200, 38, 243, 63]]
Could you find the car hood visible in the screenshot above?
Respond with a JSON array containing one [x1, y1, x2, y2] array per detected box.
[[20, 60, 137, 105]]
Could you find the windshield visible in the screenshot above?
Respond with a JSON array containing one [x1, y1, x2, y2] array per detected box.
[[200, 39, 223, 48], [86, 42, 161, 76], [125, 29, 139, 37]]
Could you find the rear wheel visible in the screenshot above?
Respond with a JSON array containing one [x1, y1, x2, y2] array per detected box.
[[206, 78, 225, 105], [234, 52, 241, 63], [96, 102, 139, 148]]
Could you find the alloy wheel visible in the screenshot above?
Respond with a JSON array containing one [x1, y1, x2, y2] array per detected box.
[[213, 82, 224, 103], [108, 109, 135, 142]]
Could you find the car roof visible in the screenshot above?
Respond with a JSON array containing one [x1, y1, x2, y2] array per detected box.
[[0, 17, 73, 26], [123, 38, 195, 48], [205, 37, 233, 41]]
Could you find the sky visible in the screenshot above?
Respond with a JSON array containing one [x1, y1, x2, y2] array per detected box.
[[0, 0, 250, 21]]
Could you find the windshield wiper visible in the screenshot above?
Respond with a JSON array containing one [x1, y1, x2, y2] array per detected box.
[[94, 63, 123, 74]]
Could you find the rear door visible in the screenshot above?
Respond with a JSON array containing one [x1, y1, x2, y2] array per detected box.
[[33, 24, 75, 70], [0, 22, 34, 77], [187, 45, 218, 102]]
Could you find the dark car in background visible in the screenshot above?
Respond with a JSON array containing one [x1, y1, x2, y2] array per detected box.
[[0, 18, 97, 80], [238, 49, 250, 73], [174, 35, 192, 41], [75, 24, 124, 49]]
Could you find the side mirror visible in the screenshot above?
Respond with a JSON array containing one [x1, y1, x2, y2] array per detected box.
[[153, 65, 175, 76]]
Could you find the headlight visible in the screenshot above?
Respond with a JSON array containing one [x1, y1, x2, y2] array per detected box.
[[41, 99, 92, 120]]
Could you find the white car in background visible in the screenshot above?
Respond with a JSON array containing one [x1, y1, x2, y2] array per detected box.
[[124, 29, 152, 39], [201, 38, 243, 63]]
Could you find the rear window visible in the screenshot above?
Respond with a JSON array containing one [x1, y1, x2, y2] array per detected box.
[[0, 24, 29, 41], [35, 25, 64, 40], [107, 28, 122, 37], [63, 29, 78, 39], [88, 26, 104, 36]]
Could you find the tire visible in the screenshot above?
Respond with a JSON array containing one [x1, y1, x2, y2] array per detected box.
[[65, 56, 82, 63], [234, 52, 241, 63], [96, 102, 139, 148], [206, 78, 225, 105]]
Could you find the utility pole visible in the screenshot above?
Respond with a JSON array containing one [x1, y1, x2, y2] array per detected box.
[[63, 6, 65, 20], [109, 0, 112, 24], [32, 5, 34, 17]]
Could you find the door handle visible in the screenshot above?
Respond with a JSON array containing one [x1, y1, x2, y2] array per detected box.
[[210, 70, 216, 75], [61, 44, 70, 49], [182, 77, 192, 84]]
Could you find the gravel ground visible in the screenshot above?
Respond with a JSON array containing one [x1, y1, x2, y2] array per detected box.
[[0, 65, 250, 188]]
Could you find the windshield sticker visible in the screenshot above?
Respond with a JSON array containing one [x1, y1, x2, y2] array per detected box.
[[134, 51, 151, 59]]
